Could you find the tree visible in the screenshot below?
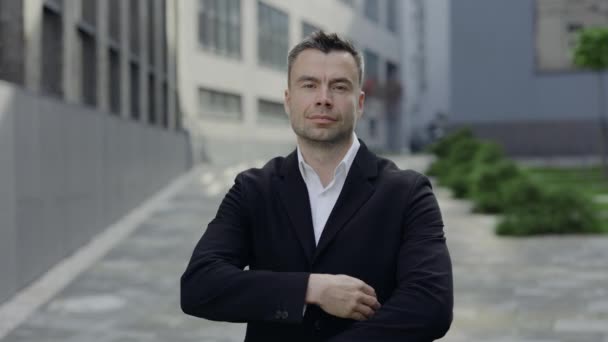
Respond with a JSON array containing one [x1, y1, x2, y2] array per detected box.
[[573, 27, 608, 176]]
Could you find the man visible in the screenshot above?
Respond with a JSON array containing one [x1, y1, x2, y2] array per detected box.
[[181, 31, 453, 341]]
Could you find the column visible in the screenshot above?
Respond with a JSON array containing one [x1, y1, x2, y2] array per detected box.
[[23, 0, 44, 92]]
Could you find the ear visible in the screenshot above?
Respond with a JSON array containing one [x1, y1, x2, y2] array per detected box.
[[283, 89, 291, 116], [357, 90, 365, 119]]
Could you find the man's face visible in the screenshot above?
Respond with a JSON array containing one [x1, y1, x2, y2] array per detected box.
[[284, 49, 365, 146]]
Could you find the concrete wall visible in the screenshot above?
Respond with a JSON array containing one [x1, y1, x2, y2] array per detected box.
[[425, 0, 450, 124], [449, 0, 605, 155], [0, 82, 17, 303], [401, 0, 451, 148], [450, 119, 599, 156], [0, 80, 191, 303]]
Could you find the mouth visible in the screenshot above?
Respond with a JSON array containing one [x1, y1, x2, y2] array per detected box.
[[308, 114, 337, 124]]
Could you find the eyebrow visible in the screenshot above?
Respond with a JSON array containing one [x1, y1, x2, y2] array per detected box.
[[328, 77, 353, 86], [295, 76, 353, 86], [295, 75, 320, 84]]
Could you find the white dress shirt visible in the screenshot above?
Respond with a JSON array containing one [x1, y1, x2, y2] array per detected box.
[[297, 133, 361, 245]]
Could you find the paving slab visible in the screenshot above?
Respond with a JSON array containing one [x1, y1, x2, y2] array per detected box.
[[1, 154, 607, 342]]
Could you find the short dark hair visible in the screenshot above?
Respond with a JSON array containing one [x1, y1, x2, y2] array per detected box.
[[287, 31, 364, 87]]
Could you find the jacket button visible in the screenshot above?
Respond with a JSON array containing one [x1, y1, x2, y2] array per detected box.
[[274, 310, 282, 319], [281, 311, 289, 319], [314, 320, 322, 331]]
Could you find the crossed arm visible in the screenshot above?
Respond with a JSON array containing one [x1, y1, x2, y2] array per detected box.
[[328, 175, 453, 341], [180, 173, 453, 340]]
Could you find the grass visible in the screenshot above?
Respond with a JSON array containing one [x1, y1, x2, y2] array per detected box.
[[522, 166, 608, 232]]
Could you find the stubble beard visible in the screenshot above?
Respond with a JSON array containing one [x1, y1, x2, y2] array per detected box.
[[292, 120, 354, 150]]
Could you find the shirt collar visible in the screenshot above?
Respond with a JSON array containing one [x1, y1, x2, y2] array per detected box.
[[297, 133, 360, 183]]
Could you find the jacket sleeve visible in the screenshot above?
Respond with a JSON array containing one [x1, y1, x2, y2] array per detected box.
[[180, 173, 310, 324], [329, 174, 453, 341]]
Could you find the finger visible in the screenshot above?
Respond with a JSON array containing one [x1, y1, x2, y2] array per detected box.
[[359, 283, 377, 297], [354, 303, 375, 319], [359, 293, 381, 310], [351, 312, 366, 321], [373, 300, 381, 310]]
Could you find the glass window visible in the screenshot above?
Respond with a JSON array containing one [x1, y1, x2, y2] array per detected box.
[[257, 1, 288, 70], [79, 29, 97, 107], [130, 62, 140, 119], [228, 0, 241, 57], [108, 0, 121, 43], [162, 81, 169, 127], [363, 49, 379, 97], [217, 0, 228, 53], [302, 21, 321, 39], [0, 1, 24, 85], [148, 0, 155, 66], [44, 0, 63, 11], [258, 99, 287, 124], [369, 118, 377, 138], [199, 88, 242, 120], [41, 6, 63, 98], [387, 0, 398, 32], [364, 0, 379, 22], [109, 49, 121, 114], [129, 0, 140, 56], [82, 0, 97, 28], [363, 49, 379, 82], [148, 73, 156, 124], [386, 61, 399, 81], [161, 0, 168, 73], [339, 0, 355, 8], [198, 0, 241, 58]]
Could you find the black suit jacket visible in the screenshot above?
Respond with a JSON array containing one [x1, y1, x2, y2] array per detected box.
[[181, 141, 453, 341]]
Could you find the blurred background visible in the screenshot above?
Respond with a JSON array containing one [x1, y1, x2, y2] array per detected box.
[[1, 0, 607, 341]]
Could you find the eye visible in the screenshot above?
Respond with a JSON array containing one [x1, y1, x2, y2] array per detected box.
[[333, 84, 348, 91], [302, 83, 315, 89]]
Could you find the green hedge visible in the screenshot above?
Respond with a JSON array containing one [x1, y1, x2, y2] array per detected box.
[[497, 188, 602, 235], [426, 129, 603, 236], [427, 128, 474, 158], [440, 139, 483, 198], [470, 160, 522, 213]]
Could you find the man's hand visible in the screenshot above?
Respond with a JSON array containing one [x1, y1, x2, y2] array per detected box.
[[306, 274, 381, 321]]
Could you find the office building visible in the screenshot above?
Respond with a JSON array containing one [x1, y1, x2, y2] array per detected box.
[[176, 0, 406, 163], [0, 0, 191, 304]]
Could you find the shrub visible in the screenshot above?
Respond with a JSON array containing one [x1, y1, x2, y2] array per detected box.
[[442, 163, 473, 198], [439, 139, 483, 198], [472, 142, 504, 166], [428, 140, 473, 180], [427, 155, 448, 178], [424, 126, 605, 236], [499, 177, 546, 212], [470, 160, 523, 213], [427, 131, 477, 179], [427, 128, 474, 158], [497, 187, 602, 235]]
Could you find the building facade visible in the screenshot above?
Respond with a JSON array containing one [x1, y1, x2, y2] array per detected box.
[[0, 0, 181, 128], [176, 0, 406, 163], [0, 0, 191, 304], [402, 0, 608, 156]]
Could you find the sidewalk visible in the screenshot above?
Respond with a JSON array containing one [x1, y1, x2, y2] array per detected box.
[[1, 154, 607, 342]]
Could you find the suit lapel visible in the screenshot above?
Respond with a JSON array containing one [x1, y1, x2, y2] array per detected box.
[[313, 141, 377, 263], [278, 151, 316, 265]]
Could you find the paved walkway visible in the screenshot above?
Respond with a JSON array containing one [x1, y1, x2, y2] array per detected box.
[[1, 155, 608, 342]]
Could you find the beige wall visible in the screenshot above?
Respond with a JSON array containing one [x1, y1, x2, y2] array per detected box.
[[177, 0, 403, 154], [536, 0, 608, 71]]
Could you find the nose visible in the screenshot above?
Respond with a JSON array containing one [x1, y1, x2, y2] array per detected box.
[[315, 85, 333, 109]]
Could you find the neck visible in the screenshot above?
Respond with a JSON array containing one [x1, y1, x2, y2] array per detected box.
[[298, 135, 354, 187]]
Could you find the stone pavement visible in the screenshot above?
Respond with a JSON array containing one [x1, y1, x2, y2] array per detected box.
[[1, 154, 608, 342]]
